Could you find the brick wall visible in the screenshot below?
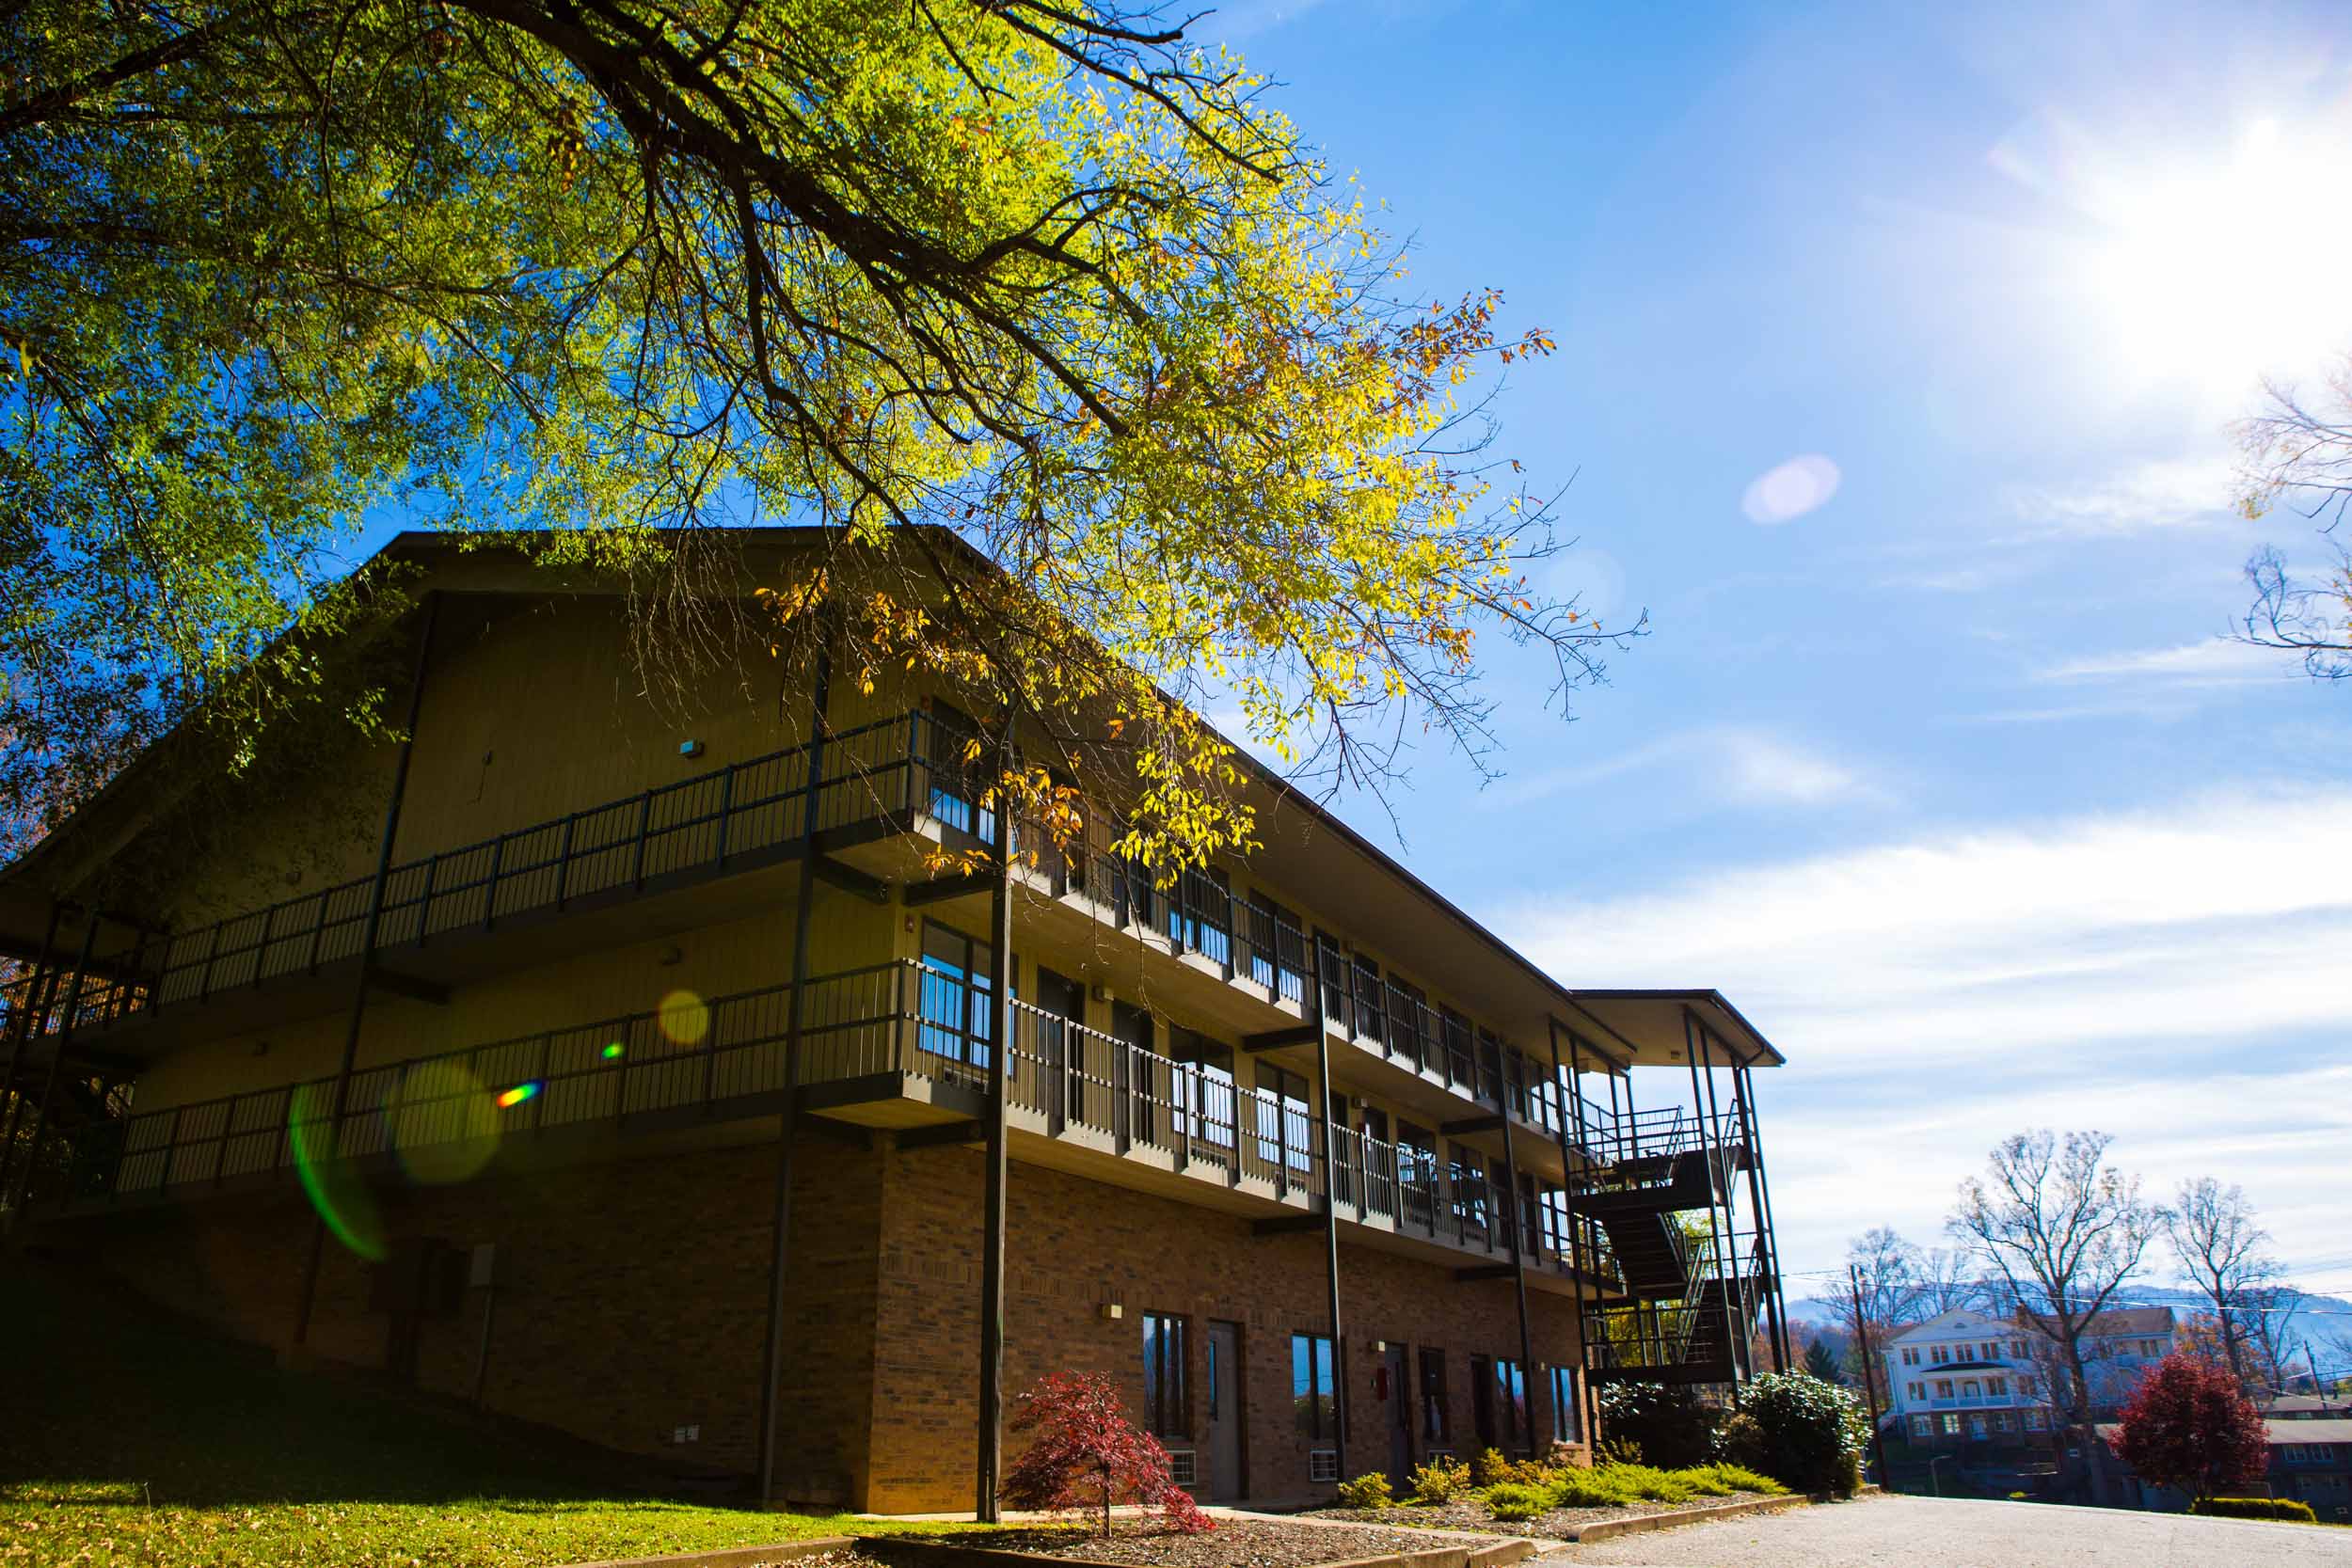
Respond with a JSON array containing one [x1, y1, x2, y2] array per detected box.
[[868, 1142, 1585, 1511], [40, 1125, 1586, 1513]]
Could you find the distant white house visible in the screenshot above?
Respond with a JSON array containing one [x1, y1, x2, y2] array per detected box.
[[1885, 1305, 2180, 1449]]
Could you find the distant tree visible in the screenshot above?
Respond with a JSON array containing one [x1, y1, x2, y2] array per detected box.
[[2166, 1179, 2277, 1393], [2111, 1353, 2269, 1504], [1948, 1132, 2160, 1458], [1804, 1338, 1843, 1384], [1840, 1227, 1988, 1403], [2234, 375, 2352, 680], [1000, 1371, 1210, 1536]]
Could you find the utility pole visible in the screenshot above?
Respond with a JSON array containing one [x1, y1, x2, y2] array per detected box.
[[1850, 1263, 1890, 1488]]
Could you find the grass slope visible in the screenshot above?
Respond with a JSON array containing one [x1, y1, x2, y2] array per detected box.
[[0, 1259, 964, 1568]]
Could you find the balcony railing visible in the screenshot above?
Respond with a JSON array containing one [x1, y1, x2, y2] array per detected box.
[[34, 961, 1574, 1277]]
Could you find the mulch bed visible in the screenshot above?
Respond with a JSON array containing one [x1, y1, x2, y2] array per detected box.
[[860, 1518, 1496, 1567], [1307, 1491, 1785, 1542]]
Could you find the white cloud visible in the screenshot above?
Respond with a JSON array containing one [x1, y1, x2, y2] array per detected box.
[[2039, 637, 2283, 687], [1497, 726, 1886, 810], [1501, 788, 2352, 1281], [1741, 454, 1842, 525], [2007, 454, 2238, 536]]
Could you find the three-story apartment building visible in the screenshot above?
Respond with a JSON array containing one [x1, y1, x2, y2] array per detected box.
[[0, 533, 1791, 1512], [1889, 1305, 2180, 1453]]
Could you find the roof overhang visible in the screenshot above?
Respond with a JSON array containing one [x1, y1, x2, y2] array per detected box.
[[1554, 989, 1786, 1069]]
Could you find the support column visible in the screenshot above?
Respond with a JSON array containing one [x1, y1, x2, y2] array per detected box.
[[1492, 1033, 1537, 1457], [975, 728, 1014, 1523], [1735, 1053, 1792, 1370], [1545, 1020, 1593, 1450], [0, 900, 65, 1206], [1692, 1022, 1754, 1381], [8, 913, 99, 1213], [1310, 932, 1349, 1478], [1681, 1008, 1738, 1388], [759, 632, 832, 1508], [294, 591, 440, 1347]]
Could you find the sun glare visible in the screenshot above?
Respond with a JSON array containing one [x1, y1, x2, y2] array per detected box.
[[2060, 118, 2352, 394]]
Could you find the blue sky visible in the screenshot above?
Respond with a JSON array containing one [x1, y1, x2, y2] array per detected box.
[[1190, 0, 2352, 1307]]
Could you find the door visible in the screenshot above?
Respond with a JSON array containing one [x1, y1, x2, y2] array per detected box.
[[1384, 1345, 1412, 1485], [1036, 967, 1084, 1128], [1206, 1321, 1243, 1501]]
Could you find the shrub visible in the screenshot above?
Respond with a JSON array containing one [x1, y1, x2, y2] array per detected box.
[[1548, 1466, 1640, 1508], [2191, 1497, 2318, 1524], [1597, 1384, 1721, 1469], [1609, 1464, 1697, 1503], [1470, 1450, 1552, 1490], [1485, 1481, 1552, 1522], [1335, 1472, 1393, 1511], [999, 1371, 1215, 1535], [1717, 1371, 1868, 1495], [1409, 1455, 1472, 1505], [1681, 1462, 1786, 1497]]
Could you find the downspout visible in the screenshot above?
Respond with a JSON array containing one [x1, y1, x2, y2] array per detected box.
[[759, 631, 832, 1508], [1311, 930, 1349, 1478], [294, 590, 440, 1347], [975, 725, 1014, 1522], [1493, 1033, 1537, 1456]]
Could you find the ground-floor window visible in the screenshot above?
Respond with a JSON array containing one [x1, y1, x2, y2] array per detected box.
[[1549, 1364, 1578, 1442], [2025, 1408, 2048, 1432], [1940, 1413, 1961, 1435], [1143, 1312, 1188, 1438], [1494, 1358, 1528, 1452], [1911, 1415, 1931, 1440], [1470, 1354, 1525, 1450], [1420, 1347, 1449, 1442], [1293, 1332, 1337, 1442]]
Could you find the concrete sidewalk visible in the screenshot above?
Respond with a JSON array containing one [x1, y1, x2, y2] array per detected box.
[[1561, 1494, 2352, 1566]]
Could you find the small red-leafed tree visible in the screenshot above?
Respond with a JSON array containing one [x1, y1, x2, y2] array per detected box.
[[2111, 1353, 2269, 1504], [1000, 1371, 1213, 1537]]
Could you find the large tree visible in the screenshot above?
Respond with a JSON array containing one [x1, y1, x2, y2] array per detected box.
[[0, 0, 1629, 881], [2165, 1178, 2278, 1394], [1948, 1131, 2160, 1456], [2110, 1353, 2268, 1505]]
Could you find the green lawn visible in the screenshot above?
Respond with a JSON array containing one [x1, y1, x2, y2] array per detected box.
[[0, 1259, 971, 1568]]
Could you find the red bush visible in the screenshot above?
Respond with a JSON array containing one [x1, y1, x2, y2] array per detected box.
[[999, 1371, 1214, 1535], [2112, 1352, 2269, 1502]]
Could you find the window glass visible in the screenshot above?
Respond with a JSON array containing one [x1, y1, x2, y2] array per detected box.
[[917, 921, 994, 1069], [1143, 1313, 1188, 1437], [1549, 1364, 1577, 1441], [924, 705, 997, 844], [1420, 1347, 1449, 1441], [1292, 1332, 1335, 1441]]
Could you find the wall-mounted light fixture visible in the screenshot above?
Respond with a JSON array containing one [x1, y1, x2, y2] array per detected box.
[[678, 738, 705, 758]]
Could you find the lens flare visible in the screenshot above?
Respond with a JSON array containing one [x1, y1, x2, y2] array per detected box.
[[658, 989, 709, 1047], [288, 1082, 387, 1261], [388, 1058, 501, 1185], [496, 1081, 541, 1109], [602, 1041, 626, 1061]]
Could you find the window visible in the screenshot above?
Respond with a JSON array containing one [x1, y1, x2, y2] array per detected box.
[[1936, 1380, 1955, 1400], [1962, 1380, 1980, 1400], [1256, 1063, 1311, 1176], [1941, 1414, 1961, 1435], [1549, 1365, 1578, 1442], [1142, 1313, 1188, 1438], [1169, 1030, 1234, 1149], [1420, 1348, 1449, 1441], [2138, 1338, 2163, 1357], [917, 922, 995, 1070], [1987, 1377, 2010, 1397], [1448, 1146, 1489, 1231], [2025, 1408, 2048, 1433], [1900, 1347, 1920, 1367], [1968, 1415, 1988, 1439], [1168, 866, 1232, 966], [1980, 1341, 1999, 1362], [1398, 1124, 1438, 1227], [1908, 1382, 1926, 1402], [1494, 1358, 1528, 1452], [1439, 1007, 1475, 1086], [1470, 1354, 1495, 1448], [1242, 894, 1307, 1003], [1351, 957, 1386, 1043], [1994, 1413, 2015, 1433], [923, 704, 997, 844], [1931, 1344, 1949, 1365], [1911, 1415, 1932, 1440], [1387, 978, 1427, 1069], [1293, 1333, 1337, 1442], [2010, 1338, 2029, 1359]]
